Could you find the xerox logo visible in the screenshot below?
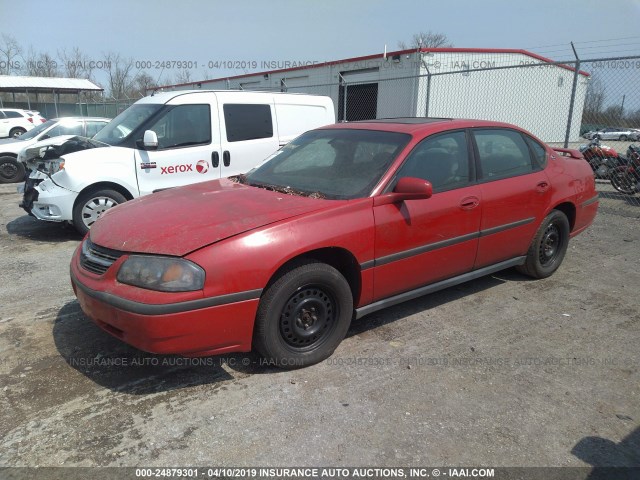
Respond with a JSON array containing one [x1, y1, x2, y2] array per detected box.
[[196, 160, 209, 174], [161, 164, 193, 174]]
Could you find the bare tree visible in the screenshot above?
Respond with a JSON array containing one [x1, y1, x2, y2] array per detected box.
[[22, 47, 60, 77], [58, 47, 94, 80], [0, 33, 23, 75], [398, 31, 453, 50], [174, 68, 192, 84], [102, 52, 136, 99], [582, 75, 606, 124], [132, 71, 157, 97]]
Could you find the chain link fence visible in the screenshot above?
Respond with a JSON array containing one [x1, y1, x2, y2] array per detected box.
[[272, 55, 640, 215], [0, 96, 136, 119]]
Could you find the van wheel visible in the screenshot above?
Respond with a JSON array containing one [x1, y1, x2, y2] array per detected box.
[[517, 210, 570, 279], [253, 261, 353, 369], [10, 127, 26, 138], [72, 188, 127, 235], [0, 156, 25, 183]]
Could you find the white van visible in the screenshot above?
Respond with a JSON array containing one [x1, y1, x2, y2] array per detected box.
[[23, 90, 335, 234]]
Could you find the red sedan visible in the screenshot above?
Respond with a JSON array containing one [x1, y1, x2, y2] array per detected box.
[[70, 119, 598, 368]]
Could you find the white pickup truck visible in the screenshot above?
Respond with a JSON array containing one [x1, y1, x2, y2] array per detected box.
[[21, 90, 335, 234]]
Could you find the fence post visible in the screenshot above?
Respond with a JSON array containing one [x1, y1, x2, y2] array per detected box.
[[564, 42, 581, 148], [338, 73, 347, 122]]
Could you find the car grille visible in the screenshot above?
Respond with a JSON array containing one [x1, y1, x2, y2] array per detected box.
[[80, 238, 123, 275]]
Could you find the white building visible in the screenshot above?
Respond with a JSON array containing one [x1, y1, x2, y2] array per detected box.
[[159, 48, 590, 143]]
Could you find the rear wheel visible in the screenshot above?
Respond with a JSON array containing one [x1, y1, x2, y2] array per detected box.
[[619, 135, 628, 141], [0, 156, 25, 183], [610, 167, 637, 195], [517, 210, 570, 279], [9, 127, 26, 138], [72, 188, 127, 235], [253, 261, 353, 368]]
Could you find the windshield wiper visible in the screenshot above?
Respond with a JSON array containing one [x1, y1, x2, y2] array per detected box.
[[248, 180, 326, 199]]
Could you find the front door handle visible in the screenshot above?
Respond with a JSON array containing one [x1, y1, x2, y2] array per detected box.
[[536, 181, 550, 193], [460, 196, 480, 210], [212, 151, 219, 168], [223, 150, 230, 167]]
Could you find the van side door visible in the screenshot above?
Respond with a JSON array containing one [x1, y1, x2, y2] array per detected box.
[[217, 95, 279, 177]]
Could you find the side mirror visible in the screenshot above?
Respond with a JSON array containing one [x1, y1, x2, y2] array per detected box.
[[142, 130, 158, 150], [374, 177, 433, 206]]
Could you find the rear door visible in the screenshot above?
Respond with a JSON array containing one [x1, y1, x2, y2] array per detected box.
[[217, 94, 279, 177], [373, 130, 482, 300], [471, 128, 551, 268], [135, 94, 221, 195]]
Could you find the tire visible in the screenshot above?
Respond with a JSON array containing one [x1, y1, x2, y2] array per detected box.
[[253, 261, 353, 369], [9, 127, 26, 138], [517, 210, 570, 279], [619, 135, 628, 141], [610, 167, 637, 195], [72, 188, 127, 235], [594, 134, 601, 140], [0, 156, 25, 184]]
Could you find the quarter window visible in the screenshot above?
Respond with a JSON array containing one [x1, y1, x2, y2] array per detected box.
[[523, 134, 547, 169], [223, 104, 273, 142], [396, 131, 470, 192], [473, 129, 534, 180]]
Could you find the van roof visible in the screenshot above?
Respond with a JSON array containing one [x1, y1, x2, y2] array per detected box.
[[136, 89, 324, 104]]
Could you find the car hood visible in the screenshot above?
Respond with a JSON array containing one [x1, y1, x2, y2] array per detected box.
[[89, 178, 336, 256], [21, 135, 76, 163], [0, 137, 23, 146]]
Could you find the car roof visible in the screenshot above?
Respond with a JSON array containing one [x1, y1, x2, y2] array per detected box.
[[319, 118, 522, 134], [50, 117, 111, 121]]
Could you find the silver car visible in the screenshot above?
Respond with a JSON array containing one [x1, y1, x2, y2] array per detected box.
[[584, 127, 639, 141]]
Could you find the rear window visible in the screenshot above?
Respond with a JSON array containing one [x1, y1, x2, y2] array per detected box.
[[223, 104, 273, 142]]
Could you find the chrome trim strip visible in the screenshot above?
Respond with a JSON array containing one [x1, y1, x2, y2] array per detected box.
[[479, 217, 535, 237], [581, 195, 599, 207]]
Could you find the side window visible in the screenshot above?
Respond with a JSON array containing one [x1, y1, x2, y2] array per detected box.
[[146, 104, 211, 149], [49, 121, 84, 137], [85, 121, 108, 138], [523, 134, 547, 169], [473, 129, 534, 180], [396, 131, 470, 193], [223, 104, 273, 142], [4, 111, 22, 118]]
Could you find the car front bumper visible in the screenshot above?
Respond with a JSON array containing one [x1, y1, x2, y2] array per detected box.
[[70, 248, 259, 357], [30, 179, 77, 222]]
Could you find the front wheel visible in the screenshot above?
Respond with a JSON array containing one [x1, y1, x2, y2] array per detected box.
[[0, 156, 25, 183], [619, 135, 628, 141], [610, 167, 638, 195], [72, 188, 127, 235], [517, 210, 570, 279], [253, 261, 353, 369]]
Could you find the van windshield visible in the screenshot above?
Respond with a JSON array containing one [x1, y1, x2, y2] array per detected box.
[[93, 104, 163, 145]]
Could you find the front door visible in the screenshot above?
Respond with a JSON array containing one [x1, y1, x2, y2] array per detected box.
[[373, 130, 482, 301], [135, 100, 221, 196]]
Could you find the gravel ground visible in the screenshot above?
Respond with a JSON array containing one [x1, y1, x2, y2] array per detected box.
[[0, 181, 638, 470]]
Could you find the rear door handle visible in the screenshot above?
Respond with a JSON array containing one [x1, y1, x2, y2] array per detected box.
[[223, 150, 230, 167], [460, 196, 480, 210], [212, 151, 219, 168], [536, 181, 550, 193]]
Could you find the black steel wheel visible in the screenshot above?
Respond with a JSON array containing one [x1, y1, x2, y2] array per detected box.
[[254, 261, 353, 368], [517, 210, 570, 279], [0, 156, 25, 184]]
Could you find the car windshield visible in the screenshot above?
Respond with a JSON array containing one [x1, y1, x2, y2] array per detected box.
[[93, 104, 163, 145], [17, 120, 55, 140], [243, 129, 410, 199]]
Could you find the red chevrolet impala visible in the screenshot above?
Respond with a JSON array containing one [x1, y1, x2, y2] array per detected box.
[[70, 119, 598, 368]]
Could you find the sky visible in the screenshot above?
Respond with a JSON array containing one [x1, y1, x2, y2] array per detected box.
[[1, 0, 640, 89]]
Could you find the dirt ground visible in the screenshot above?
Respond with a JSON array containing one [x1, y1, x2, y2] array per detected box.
[[0, 181, 638, 470]]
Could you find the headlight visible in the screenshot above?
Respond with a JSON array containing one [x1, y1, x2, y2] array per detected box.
[[117, 255, 205, 292], [48, 159, 65, 175]]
